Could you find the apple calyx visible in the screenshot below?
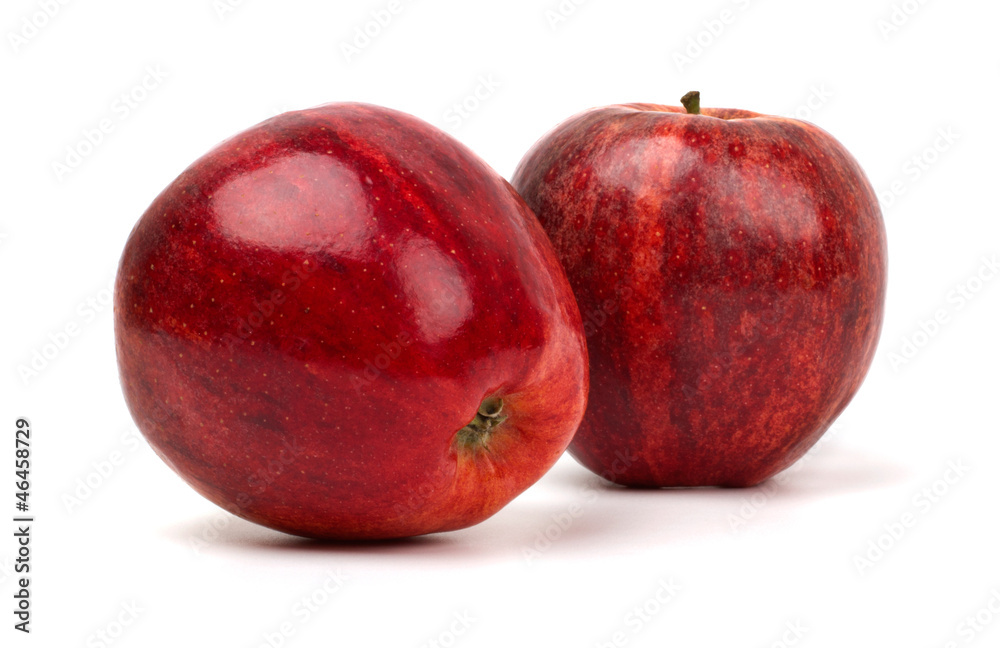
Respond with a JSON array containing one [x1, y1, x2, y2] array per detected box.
[[455, 397, 506, 449], [680, 91, 701, 115]]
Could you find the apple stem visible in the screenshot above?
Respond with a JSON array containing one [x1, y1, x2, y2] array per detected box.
[[455, 397, 506, 448], [681, 91, 701, 115]]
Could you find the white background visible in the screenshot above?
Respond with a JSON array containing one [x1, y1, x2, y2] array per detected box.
[[2, 0, 998, 646]]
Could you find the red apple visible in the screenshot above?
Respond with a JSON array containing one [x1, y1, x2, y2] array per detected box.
[[115, 102, 587, 539], [511, 92, 886, 487]]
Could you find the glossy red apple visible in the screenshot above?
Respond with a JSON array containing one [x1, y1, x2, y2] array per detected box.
[[115, 102, 587, 539], [511, 92, 886, 487]]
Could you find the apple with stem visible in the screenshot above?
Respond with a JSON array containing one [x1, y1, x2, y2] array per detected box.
[[512, 91, 887, 487], [115, 102, 588, 539]]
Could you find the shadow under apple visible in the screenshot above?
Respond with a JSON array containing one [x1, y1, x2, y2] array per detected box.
[[162, 442, 910, 561]]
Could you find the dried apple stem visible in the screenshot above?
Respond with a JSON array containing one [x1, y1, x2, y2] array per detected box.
[[681, 91, 701, 115]]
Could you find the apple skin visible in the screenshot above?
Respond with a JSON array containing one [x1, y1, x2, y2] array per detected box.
[[114, 102, 587, 539], [511, 102, 887, 487]]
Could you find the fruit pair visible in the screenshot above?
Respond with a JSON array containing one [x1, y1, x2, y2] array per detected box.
[[115, 94, 886, 540]]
